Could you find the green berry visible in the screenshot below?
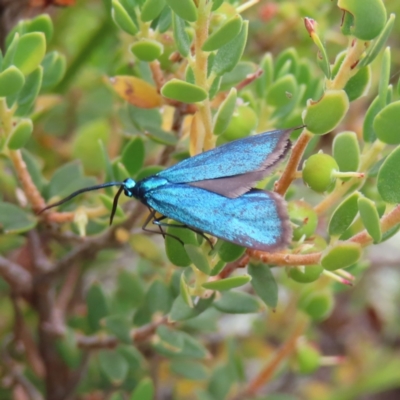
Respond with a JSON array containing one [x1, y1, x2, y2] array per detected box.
[[288, 264, 323, 283], [302, 153, 339, 193], [295, 339, 321, 374]]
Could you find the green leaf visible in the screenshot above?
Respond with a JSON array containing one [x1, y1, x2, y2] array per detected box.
[[275, 47, 298, 78], [214, 291, 261, 314], [21, 149, 46, 192], [212, 21, 248, 76], [55, 328, 82, 369], [121, 137, 145, 176], [329, 192, 360, 237], [157, 6, 172, 32], [359, 13, 395, 68], [358, 197, 382, 243], [14, 32, 46, 76], [303, 90, 349, 135], [170, 360, 208, 380], [98, 349, 129, 385], [143, 281, 172, 316], [165, 224, 198, 267], [219, 61, 255, 92], [131, 39, 164, 62], [266, 74, 297, 108], [0, 66, 25, 97], [112, 161, 130, 182], [210, 259, 226, 276], [86, 283, 109, 332], [211, 0, 224, 11], [26, 14, 53, 43], [381, 224, 400, 243], [378, 47, 391, 110], [109, 393, 123, 400], [248, 264, 278, 308], [154, 325, 184, 355], [41, 51, 66, 89], [7, 118, 33, 150], [184, 244, 210, 274], [363, 95, 382, 142], [255, 53, 274, 97], [46, 162, 96, 200], [130, 377, 154, 400], [15, 66, 43, 117], [145, 127, 177, 146], [208, 364, 235, 400], [2, 33, 19, 71], [169, 293, 215, 321], [217, 241, 245, 263], [377, 145, 400, 203], [172, 13, 191, 57], [159, 323, 208, 357], [338, 0, 387, 40], [344, 65, 371, 101], [115, 270, 145, 310], [118, 345, 146, 370], [136, 166, 164, 182], [202, 275, 251, 291], [178, 331, 209, 359], [141, 0, 166, 22], [180, 273, 193, 308], [333, 131, 360, 173], [166, 0, 198, 22], [185, 65, 195, 84], [374, 101, 400, 144], [72, 119, 110, 174], [213, 87, 237, 135], [161, 79, 207, 103], [202, 15, 243, 52], [103, 315, 132, 344], [321, 242, 362, 271], [112, 0, 138, 35], [313, 33, 331, 79], [0, 202, 36, 234]]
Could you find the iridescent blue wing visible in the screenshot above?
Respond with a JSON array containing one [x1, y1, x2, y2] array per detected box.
[[156, 128, 295, 198], [144, 184, 291, 251]]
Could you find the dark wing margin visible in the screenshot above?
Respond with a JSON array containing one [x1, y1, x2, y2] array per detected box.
[[157, 128, 300, 192]]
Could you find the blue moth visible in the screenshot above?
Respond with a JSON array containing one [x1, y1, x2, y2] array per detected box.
[[40, 127, 299, 251]]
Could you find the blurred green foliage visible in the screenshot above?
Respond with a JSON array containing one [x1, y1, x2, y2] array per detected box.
[[1, 1, 400, 399]]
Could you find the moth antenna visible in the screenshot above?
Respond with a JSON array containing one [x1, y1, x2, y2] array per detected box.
[[37, 182, 124, 214], [110, 185, 124, 225]]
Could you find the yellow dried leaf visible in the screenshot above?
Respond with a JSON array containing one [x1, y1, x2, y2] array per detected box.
[[109, 75, 162, 108]]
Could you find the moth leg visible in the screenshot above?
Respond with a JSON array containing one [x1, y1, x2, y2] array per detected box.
[[142, 208, 184, 245], [154, 220, 214, 249], [141, 208, 164, 236]]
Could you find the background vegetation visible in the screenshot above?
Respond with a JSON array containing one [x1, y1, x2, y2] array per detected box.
[[1, 0, 400, 399]]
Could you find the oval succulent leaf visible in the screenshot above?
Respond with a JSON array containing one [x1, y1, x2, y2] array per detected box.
[[161, 79, 208, 103]]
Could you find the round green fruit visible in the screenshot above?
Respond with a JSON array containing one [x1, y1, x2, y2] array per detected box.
[[288, 264, 323, 283], [302, 153, 339, 193]]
